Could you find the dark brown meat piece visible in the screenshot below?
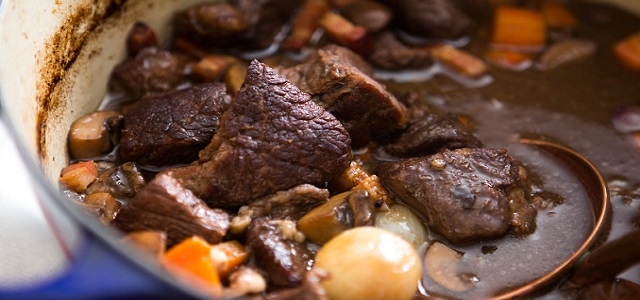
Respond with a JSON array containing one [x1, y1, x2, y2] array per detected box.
[[377, 148, 522, 245], [173, 3, 247, 47], [112, 171, 230, 247], [86, 162, 146, 199], [231, 0, 303, 49], [170, 60, 352, 209], [264, 268, 328, 300], [278, 45, 408, 147], [109, 47, 193, 101], [382, 0, 471, 39], [175, 0, 302, 50], [368, 32, 433, 70], [246, 184, 329, 220], [119, 83, 232, 166], [245, 217, 313, 288], [384, 113, 483, 158]]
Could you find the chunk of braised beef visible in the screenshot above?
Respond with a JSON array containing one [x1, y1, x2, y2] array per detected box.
[[368, 32, 433, 70], [384, 113, 483, 158], [231, 0, 303, 49], [377, 148, 523, 245], [382, 0, 471, 39], [109, 47, 194, 101], [173, 3, 247, 47], [245, 217, 313, 288], [278, 45, 408, 148], [246, 184, 330, 220], [119, 83, 232, 166], [112, 171, 230, 247], [169, 60, 352, 209], [85, 162, 146, 199], [264, 268, 329, 300]]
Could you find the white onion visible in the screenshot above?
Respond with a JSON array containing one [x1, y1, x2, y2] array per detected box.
[[314, 227, 422, 300], [375, 204, 429, 249]]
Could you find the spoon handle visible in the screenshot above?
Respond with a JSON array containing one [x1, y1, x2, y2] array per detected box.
[[564, 230, 640, 288]]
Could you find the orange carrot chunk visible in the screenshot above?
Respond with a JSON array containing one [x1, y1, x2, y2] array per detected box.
[[541, 0, 578, 29], [492, 6, 547, 47], [59, 160, 98, 192], [164, 236, 222, 297], [613, 32, 640, 71]]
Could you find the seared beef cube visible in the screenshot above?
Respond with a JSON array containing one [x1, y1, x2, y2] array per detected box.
[[231, 0, 303, 49], [383, 0, 471, 39], [384, 113, 483, 158], [377, 148, 523, 245], [112, 171, 230, 247], [264, 268, 328, 300], [119, 83, 232, 166], [170, 60, 352, 209], [173, 3, 247, 47], [368, 32, 433, 70], [246, 218, 313, 288], [109, 48, 193, 101], [278, 45, 408, 147], [86, 162, 146, 199], [247, 184, 330, 220]]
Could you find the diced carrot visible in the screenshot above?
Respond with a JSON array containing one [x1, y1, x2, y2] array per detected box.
[[59, 161, 98, 192], [541, 0, 578, 29], [319, 11, 374, 57], [492, 6, 547, 48], [282, 0, 330, 51], [209, 240, 249, 277], [431, 44, 489, 77], [613, 32, 640, 71], [164, 237, 222, 297]]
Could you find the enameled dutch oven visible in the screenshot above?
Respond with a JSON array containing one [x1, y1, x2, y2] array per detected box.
[[0, 0, 638, 299]]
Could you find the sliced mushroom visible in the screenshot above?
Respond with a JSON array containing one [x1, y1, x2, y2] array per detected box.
[[68, 111, 123, 159], [423, 242, 476, 293], [297, 191, 353, 244]]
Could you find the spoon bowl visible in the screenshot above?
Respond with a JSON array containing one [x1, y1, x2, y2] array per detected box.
[[492, 138, 611, 299]]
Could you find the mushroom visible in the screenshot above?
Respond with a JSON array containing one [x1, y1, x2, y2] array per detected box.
[[423, 242, 477, 293], [68, 111, 123, 159]]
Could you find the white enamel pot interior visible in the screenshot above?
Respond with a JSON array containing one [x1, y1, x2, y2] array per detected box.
[[0, 0, 639, 299]]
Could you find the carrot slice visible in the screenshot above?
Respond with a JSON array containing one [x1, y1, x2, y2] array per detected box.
[[541, 0, 578, 29], [59, 160, 98, 192], [492, 6, 547, 48], [164, 236, 222, 297], [613, 32, 640, 71]]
